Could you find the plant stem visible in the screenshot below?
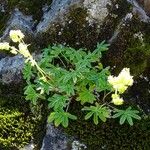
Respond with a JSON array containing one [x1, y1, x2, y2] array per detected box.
[[102, 91, 112, 103]]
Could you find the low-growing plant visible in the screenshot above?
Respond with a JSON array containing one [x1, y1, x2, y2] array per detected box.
[[0, 30, 141, 127]]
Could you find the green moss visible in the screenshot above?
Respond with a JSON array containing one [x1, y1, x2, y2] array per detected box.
[[37, 6, 101, 50], [7, 0, 52, 20], [64, 102, 150, 150], [103, 15, 150, 77], [0, 83, 48, 149], [123, 42, 150, 76], [0, 108, 35, 150]]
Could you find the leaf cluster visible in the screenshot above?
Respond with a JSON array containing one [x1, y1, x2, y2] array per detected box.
[[22, 42, 141, 127]]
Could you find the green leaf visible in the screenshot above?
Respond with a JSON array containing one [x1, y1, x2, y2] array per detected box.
[[23, 62, 33, 81], [113, 107, 141, 126], [48, 111, 77, 127], [95, 41, 109, 52], [127, 116, 133, 126], [96, 68, 111, 92], [98, 113, 106, 122], [82, 104, 110, 124], [62, 115, 69, 127], [24, 84, 39, 104], [48, 112, 56, 122], [94, 114, 98, 125], [77, 90, 96, 105], [66, 113, 77, 120], [85, 112, 94, 120], [48, 94, 69, 111], [59, 83, 75, 96], [120, 115, 127, 125]]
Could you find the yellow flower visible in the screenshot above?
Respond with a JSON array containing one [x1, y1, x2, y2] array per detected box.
[[111, 94, 124, 105], [18, 43, 30, 58], [117, 68, 133, 86], [0, 42, 10, 50], [9, 30, 24, 43], [10, 46, 18, 54], [108, 68, 133, 94]]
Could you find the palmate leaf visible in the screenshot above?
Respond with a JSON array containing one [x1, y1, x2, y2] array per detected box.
[[23, 62, 33, 81], [59, 83, 75, 96], [82, 104, 110, 125], [95, 68, 111, 92], [24, 84, 40, 104], [48, 111, 77, 127], [95, 41, 109, 52], [113, 107, 141, 126], [77, 89, 96, 105], [48, 94, 69, 111]]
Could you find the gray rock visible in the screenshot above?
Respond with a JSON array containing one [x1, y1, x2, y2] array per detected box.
[[35, 0, 111, 47], [41, 124, 70, 150], [36, 0, 83, 34], [20, 142, 35, 150], [0, 55, 24, 84], [0, 8, 34, 42], [83, 0, 111, 25], [0, 0, 6, 13]]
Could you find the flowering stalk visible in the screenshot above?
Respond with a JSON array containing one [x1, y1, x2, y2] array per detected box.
[[0, 30, 51, 82], [108, 68, 134, 105]]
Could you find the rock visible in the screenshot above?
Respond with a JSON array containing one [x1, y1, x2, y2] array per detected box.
[[40, 124, 70, 150], [36, 0, 111, 48], [144, 0, 150, 15], [0, 8, 34, 42], [41, 123, 88, 150], [0, 55, 24, 84], [20, 142, 35, 150], [83, 0, 111, 25]]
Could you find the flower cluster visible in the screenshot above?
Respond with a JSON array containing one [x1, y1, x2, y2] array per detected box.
[[108, 68, 133, 105], [9, 30, 24, 43], [0, 30, 32, 59], [0, 42, 10, 50]]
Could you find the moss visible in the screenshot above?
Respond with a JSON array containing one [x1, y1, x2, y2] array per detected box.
[[64, 102, 150, 150], [0, 108, 36, 150], [36, 6, 100, 50], [0, 83, 48, 149], [110, 0, 132, 18], [103, 14, 150, 77], [123, 43, 150, 76], [7, 0, 52, 21]]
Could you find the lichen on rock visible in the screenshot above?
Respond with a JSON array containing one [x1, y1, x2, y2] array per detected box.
[[83, 0, 111, 25]]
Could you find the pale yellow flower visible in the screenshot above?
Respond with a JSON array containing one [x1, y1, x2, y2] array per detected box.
[[9, 30, 24, 42], [117, 68, 133, 86], [18, 43, 30, 58], [108, 68, 133, 94], [111, 94, 124, 105], [10, 46, 18, 54], [0, 42, 10, 50]]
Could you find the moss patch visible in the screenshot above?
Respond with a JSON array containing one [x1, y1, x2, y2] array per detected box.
[[36, 6, 101, 50], [64, 102, 150, 150], [0, 83, 48, 150]]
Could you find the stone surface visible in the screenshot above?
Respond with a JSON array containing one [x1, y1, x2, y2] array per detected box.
[[0, 8, 34, 42], [41, 124, 70, 150], [83, 0, 111, 25], [0, 55, 24, 84], [36, 0, 110, 33]]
